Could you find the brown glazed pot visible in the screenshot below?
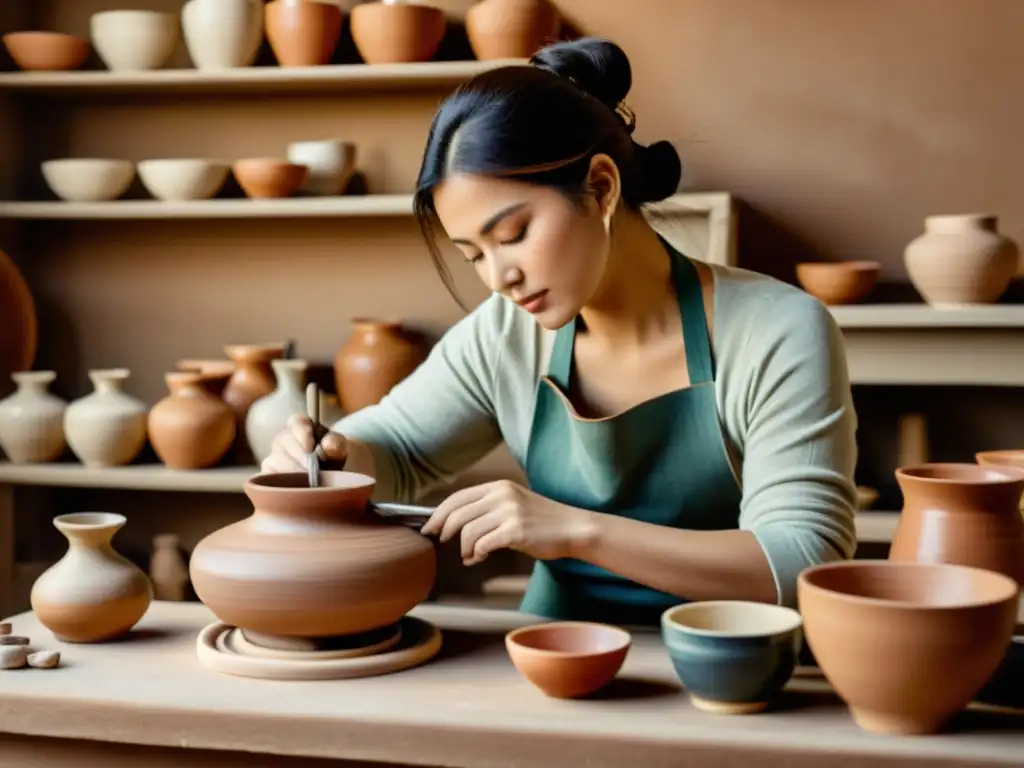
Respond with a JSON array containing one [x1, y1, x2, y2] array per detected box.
[[221, 342, 287, 422], [333, 319, 428, 413], [189, 471, 437, 638], [891, 463, 1024, 585], [798, 560, 1019, 735], [147, 372, 237, 469], [264, 0, 342, 66], [465, 0, 561, 60]]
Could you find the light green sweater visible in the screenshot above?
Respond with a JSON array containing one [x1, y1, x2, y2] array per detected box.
[[337, 262, 859, 608]]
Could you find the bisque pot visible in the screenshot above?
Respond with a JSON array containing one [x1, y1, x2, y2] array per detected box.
[[189, 470, 437, 638], [63, 368, 148, 467], [148, 371, 236, 469], [333, 319, 428, 413]]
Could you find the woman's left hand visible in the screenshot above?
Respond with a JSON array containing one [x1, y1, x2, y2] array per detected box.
[[420, 481, 597, 565]]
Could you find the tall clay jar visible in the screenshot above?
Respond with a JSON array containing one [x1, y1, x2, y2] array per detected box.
[[245, 358, 308, 465], [63, 368, 148, 467], [264, 0, 343, 66], [891, 463, 1024, 586], [0, 370, 67, 463], [465, 0, 561, 59], [189, 471, 437, 638], [31, 512, 153, 643], [904, 214, 1019, 306], [333, 319, 429, 413], [148, 371, 237, 469]]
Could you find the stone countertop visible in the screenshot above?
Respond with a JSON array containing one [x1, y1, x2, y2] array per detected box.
[[0, 601, 1021, 768]]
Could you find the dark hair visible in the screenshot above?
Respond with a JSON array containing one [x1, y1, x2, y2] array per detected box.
[[413, 37, 682, 306]]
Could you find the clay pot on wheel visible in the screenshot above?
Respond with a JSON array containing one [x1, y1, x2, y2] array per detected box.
[[333, 319, 428, 413], [466, 0, 561, 60], [891, 463, 1024, 585], [189, 470, 437, 638]]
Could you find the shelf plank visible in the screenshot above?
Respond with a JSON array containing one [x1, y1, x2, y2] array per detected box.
[[0, 462, 253, 492], [0, 60, 527, 96], [829, 304, 1024, 329], [0, 195, 414, 220], [854, 510, 898, 543]]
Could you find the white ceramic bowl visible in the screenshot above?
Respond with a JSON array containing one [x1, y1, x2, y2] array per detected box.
[[138, 159, 230, 201], [41, 159, 136, 202], [90, 10, 179, 72]]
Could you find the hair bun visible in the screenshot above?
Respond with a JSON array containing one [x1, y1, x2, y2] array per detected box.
[[530, 37, 632, 113], [634, 139, 682, 203]]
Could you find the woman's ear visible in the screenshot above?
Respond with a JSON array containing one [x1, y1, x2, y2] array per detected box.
[[586, 153, 621, 226]]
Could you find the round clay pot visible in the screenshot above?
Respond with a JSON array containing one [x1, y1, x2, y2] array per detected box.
[[63, 368, 148, 468], [333, 319, 429, 413], [31, 512, 153, 643], [465, 0, 561, 60], [349, 1, 446, 64], [182, 0, 264, 70], [891, 463, 1024, 586], [148, 371, 237, 469], [798, 560, 1019, 735], [795, 260, 880, 305], [505, 621, 630, 698], [264, 0, 343, 67], [2, 31, 92, 71], [189, 470, 437, 637], [222, 342, 287, 423], [245, 358, 308, 465], [0, 370, 67, 464], [176, 358, 236, 397], [904, 214, 1019, 307], [232, 158, 308, 199]]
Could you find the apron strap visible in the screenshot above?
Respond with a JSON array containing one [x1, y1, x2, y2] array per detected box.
[[545, 238, 717, 386]]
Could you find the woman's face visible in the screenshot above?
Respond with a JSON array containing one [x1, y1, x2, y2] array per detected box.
[[431, 171, 612, 330]]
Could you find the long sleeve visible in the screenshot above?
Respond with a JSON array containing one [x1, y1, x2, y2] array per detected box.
[[333, 295, 508, 503], [734, 291, 859, 608]]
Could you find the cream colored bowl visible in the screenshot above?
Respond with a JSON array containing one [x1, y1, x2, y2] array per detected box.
[[41, 159, 136, 203], [138, 159, 230, 201], [90, 10, 179, 71]]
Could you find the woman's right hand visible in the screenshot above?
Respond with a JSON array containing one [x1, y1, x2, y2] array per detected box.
[[260, 414, 349, 474]]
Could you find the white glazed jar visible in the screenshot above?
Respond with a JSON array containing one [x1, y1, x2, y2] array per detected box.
[[63, 368, 149, 468], [245, 358, 308, 464], [182, 0, 264, 70], [0, 370, 67, 463]]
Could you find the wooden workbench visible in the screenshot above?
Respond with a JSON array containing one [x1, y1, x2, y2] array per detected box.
[[0, 602, 1021, 767]]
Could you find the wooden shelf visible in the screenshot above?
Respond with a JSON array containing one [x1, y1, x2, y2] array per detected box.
[[829, 304, 1024, 329], [0, 195, 415, 220], [0, 462, 254, 492], [0, 60, 527, 96]]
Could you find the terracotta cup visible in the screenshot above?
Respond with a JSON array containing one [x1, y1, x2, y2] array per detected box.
[[2, 31, 91, 71], [264, 0, 343, 66], [795, 260, 880, 305], [232, 159, 308, 199], [349, 1, 446, 64]]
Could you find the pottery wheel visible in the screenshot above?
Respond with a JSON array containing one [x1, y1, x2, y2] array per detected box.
[[196, 616, 442, 681]]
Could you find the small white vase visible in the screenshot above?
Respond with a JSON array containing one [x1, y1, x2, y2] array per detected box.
[[286, 140, 357, 196], [64, 368, 149, 468], [245, 358, 308, 464], [0, 370, 67, 464], [31, 512, 153, 643], [182, 0, 263, 70]]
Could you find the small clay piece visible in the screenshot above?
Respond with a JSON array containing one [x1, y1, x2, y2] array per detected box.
[[0, 646, 28, 669], [0, 634, 29, 645], [0, 621, 11, 635], [27, 650, 61, 669], [150, 533, 190, 602]]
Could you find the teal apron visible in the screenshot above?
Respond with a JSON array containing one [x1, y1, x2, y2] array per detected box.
[[520, 240, 743, 627]]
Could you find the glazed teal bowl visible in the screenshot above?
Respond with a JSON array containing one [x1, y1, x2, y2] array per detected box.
[[661, 600, 803, 714]]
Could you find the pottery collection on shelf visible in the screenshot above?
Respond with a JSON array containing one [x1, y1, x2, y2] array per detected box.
[[2, 0, 562, 75]]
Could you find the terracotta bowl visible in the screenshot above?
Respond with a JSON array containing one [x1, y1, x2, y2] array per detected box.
[[505, 621, 631, 698], [350, 2, 446, 64], [90, 10, 179, 72], [2, 31, 91, 71], [41, 158, 136, 202], [795, 260, 880, 305], [798, 560, 1019, 735], [661, 600, 803, 715], [465, 0, 562, 60], [138, 159, 231, 202], [232, 158, 308, 199]]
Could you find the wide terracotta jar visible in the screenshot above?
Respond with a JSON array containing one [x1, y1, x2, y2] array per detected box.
[[189, 470, 436, 638], [147, 371, 237, 469], [891, 463, 1024, 585], [903, 213, 1019, 306], [334, 319, 428, 413]]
